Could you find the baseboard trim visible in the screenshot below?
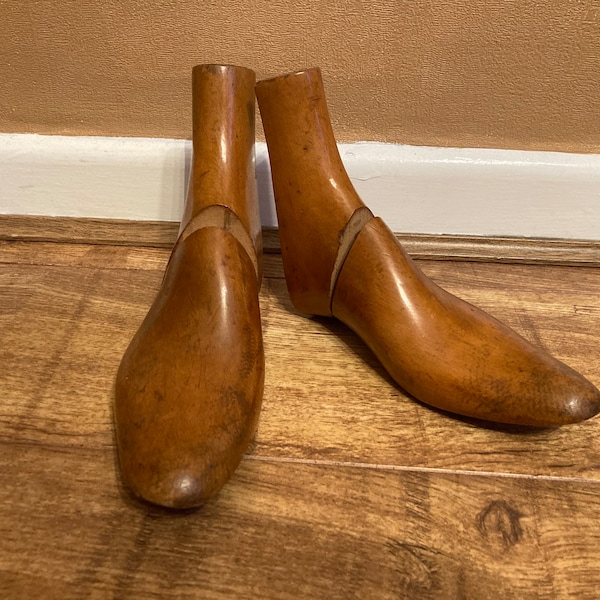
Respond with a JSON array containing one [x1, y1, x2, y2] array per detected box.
[[1, 133, 599, 241], [1, 215, 598, 266]]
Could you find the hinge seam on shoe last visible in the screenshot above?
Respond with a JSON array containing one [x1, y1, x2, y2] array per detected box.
[[328, 206, 374, 312], [168, 205, 259, 281]]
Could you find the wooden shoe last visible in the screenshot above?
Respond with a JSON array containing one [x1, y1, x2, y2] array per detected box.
[[256, 67, 600, 427], [115, 65, 264, 508]]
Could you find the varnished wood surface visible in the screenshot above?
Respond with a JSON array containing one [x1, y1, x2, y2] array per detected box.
[[113, 65, 265, 508], [2, 235, 600, 598], [255, 67, 600, 427]]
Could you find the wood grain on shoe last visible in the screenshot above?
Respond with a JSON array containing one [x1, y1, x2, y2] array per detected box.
[[256, 69, 365, 316], [333, 217, 600, 426], [256, 67, 600, 427], [115, 65, 264, 508], [183, 65, 262, 261]]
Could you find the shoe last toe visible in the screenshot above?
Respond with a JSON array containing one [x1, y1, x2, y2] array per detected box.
[[115, 228, 264, 508]]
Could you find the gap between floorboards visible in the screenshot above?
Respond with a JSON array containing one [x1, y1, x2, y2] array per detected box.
[[243, 453, 600, 485], [1, 215, 599, 266]]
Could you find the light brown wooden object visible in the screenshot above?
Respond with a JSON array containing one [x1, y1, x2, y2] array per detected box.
[[114, 65, 264, 508], [256, 69, 366, 315], [256, 67, 600, 427], [181, 65, 262, 262]]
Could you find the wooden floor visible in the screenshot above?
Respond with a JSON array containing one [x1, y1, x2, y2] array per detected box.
[[1, 222, 600, 599]]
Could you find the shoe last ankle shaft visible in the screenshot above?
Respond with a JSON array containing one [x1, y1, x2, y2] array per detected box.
[[256, 67, 365, 316], [183, 64, 262, 264]]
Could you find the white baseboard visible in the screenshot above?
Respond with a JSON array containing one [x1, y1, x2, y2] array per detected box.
[[1, 133, 599, 240]]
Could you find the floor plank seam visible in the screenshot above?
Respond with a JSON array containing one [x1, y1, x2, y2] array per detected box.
[[2, 216, 600, 266], [244, 453, 600, 484]]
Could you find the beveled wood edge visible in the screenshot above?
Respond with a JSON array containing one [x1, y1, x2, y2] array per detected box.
[[1, 214, 599, 266]]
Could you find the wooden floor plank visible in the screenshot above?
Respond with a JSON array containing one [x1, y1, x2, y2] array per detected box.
[[2, 214, 600, 266], [3, 236, 600, 597], [1, 443, 600, 600], [0, 239, 169, 271], [1, 244, 600, 482]]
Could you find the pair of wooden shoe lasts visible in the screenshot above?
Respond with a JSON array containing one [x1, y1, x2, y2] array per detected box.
[[115, 64, 600, 509]]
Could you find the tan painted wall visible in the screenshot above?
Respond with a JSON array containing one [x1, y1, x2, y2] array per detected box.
[[2, 1, 600, 152]]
